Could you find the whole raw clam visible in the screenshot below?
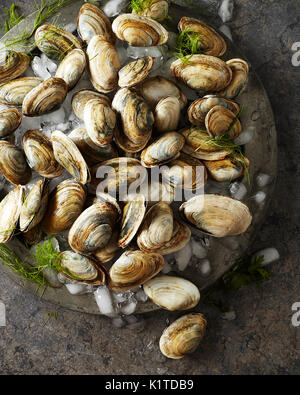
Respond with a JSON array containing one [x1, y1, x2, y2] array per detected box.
[[154, 220, 191, 255], [205, 105, 242, 138], [204, 153, 250, 182], [219, 59, 249, 99], [154, 96, 181, 133], [0, 141, 32, 185], [118, 56, 154, 88], [55, 48, 86, 90], [23, 224, 43, 246], [71, 89, 111, 121], [0, 108, 21, 138], [0, 77, 43, 107], [93, 229, 120, 264], [132, 0, 170, 22], [0, 50, 30, 84]]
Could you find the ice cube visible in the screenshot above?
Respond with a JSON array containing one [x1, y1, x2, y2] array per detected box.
[[256, 173, 271, 188], [161, 262, 172, 274], [102, 0, 128, 17], [254, 191, 266, 204], [174, 242, 192, 271], [229, 182, 247, 200], [43, 107, 66, 125], [63, 23, 77, 33], [115, 41, 128, 65], [41, 53, 58, 74], [65, 283, 93, 295], [31, 56, 51, 80], [120, 298, 137, 315], [191, 238, 208, 259], [234, 126, 255, 145], [218, 0, 234, 23], [135, 288, 148, 302], [199, 259, 212, 277], [112, 317, 126, 328], [94, 285, 118, 317], [219, 24, 233, 41], [252, 248, 280, 266]]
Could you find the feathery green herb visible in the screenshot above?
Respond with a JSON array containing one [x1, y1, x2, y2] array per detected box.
[[129, 0, 154, 14], [2, 4, 24, 34], [173, 29, 203, 62]]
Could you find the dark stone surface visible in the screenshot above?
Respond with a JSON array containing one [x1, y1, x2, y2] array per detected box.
[[0, 0, 299, 375]]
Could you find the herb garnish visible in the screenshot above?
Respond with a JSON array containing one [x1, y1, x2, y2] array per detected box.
[[129, 0, 154, 14], [173, 29, 203, 62], [2, 4, 24, 34]]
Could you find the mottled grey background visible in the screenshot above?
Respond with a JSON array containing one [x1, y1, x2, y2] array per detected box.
[[0, 0, 299, 375]]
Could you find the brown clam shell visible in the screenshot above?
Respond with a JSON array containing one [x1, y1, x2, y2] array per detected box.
[[0, 141, 32, 185], [0, 108, 22, 138]]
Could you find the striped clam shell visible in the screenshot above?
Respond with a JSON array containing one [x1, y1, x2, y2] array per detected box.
[[118, 56, 154, 88], [132, 0, 170, 22], [205, 105, 242, 138], [153, 220, 191, 255], [0, 108, 22, 138], [55, 49, 86, 90], [154, 96, 181, 133], [204, 153, 250, 182], [93, 229, 120, 264], [0, 77, 43, 106], [0, 141, 32, 185], [71, 89, 111, 121], [0, 51, 30, 84], [219, 58, 249, 99]]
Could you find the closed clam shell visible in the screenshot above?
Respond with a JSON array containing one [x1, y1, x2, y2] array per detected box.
[[179, 194, 252, 237], [83, 98, 116, 147], [137, 202, 173, 252], [23, 224, 43, 246], [219, 59, 249, 99], [132, 0, 170, 22], [170, 54, 232, 93], [93, 229, 120, 264], [0, 185, 25, 243], [87, 35, 121, 93], [141, 131, 185, 168], [118, 194, 147, 248], [154, 96, 180, 133], [155, 220, 191, 255], [138, 76, 187, 109], [22, 77, 68, 117], [51, 130, 91, 184], [0, 108, 21, 138], [0, 141, 32, 185], [204, 154, 250, 182], [20, 178, 49, 232], [118, 56, 154, 88], [0, 77, 43, 106], [35, 24, 82, 60], [159, 313, 207, 359], [112, 13, 169, 46], [178, 17, 226, 57], [77, 3, 115, 44], [188, 95, 240, 126], [41, 179, 86, 235], [55, 49, 86, 90], [59, 250, 105, 285], [143, 275, 200, 311], [71, 89, 111, 121], [68, 201, 119, 254], [0, 51, 30, 84], [22, 129, 64, 178], [205, 105, 242, 138], [107, 250, 165, 291], [180, 126, 232, 161]]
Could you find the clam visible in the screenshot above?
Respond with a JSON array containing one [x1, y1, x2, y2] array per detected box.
[[107, 250, 164, 291], [23, 224, 43, 246], [0, 141, 31, 185], [20, 179, 49, 232], [55, 49, 86, 90], [22, 77, 68, 117], [170, 54, 232, 93], [155, 220, 191, 255], [178, 17, 227, 57], [112, 88, 154, 152], [138, 76, 187, 109], [188, 95, 240, 126], [137, 202, 173, 252], [0, 108, 22, 138], [69, 127, 118, 166], [132, 0, 170, 22], [68, 201, 119, 254], [219, 59, 249, 99], [0, 77, 43, 107], [51, 130, 91, 184], [77, 2, 115, 44], [159, 313, 207, 359], [59, 250, 106, 285], [22, 129, 64, 178], [154, 96, 180, 133], [118, 194, 147, 248], [205, 105, 242, 138], [118, 56, 154, 88], [179, 194, 252, 237], [83, 98, 116, 146], [141, 131, 185, 168], [35, 24, 82, 60], [180, 126, 232, 161], [0, 51, 30, 84], [93, 229, 120, 264], [71, 89, 111, 121], [161, 153, 207, 190], [112, 14, 169, 46], [204, 154, 250, 182], [41, 179, 86, 235], [87, 35, 121, 93], [0, 185, 25, 243], [143, 275, 200, 311]]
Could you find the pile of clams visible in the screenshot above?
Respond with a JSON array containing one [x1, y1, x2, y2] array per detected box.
[[0, 2, 253, 359]]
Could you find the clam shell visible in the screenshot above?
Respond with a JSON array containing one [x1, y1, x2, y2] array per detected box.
[[87, 35, 121, 93], [154, 220, 191, 255], [219, 59, 249, 99], [159, 313, 207, 359], [204, 154, 250, 182], [35, 24, 82, 60], [0, 51, 30, 84], [118, 194, 147, 248], [23, 224, 43, 246], [141, 180, 174, 207], [141, 131, 185, 168], [71, 89, 111, 121], [0, 185, 25, 243], [0, 108, 22, 138], [20, 178, 49, 232], [0, 141, 32, 185], [68, 201, 119, 254], [178, 17, 226, 57], [143, 275, 200, 311], [118, 56, 154, 88], [51, 130, 91, 184], [22, 77, 68, 117], [180, 194, 252, 237], [41, 179, 86, 235], [55, 49, 86, 90], [22, 129, 64, 178], [112, 13, 169, 46], [0, 77, 43, 106], [132, 0, 170, 22], [93, 229, 120, 264], [170, 54, 232, 93], [205, 105, 242, 138], [154, 96, 180, 133], [107, 250, 164, 291]]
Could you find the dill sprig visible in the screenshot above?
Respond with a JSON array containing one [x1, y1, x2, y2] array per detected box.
[[129, 0, 154, 14], [173, 29, 203, 62], [3, 4, 24, 34]]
